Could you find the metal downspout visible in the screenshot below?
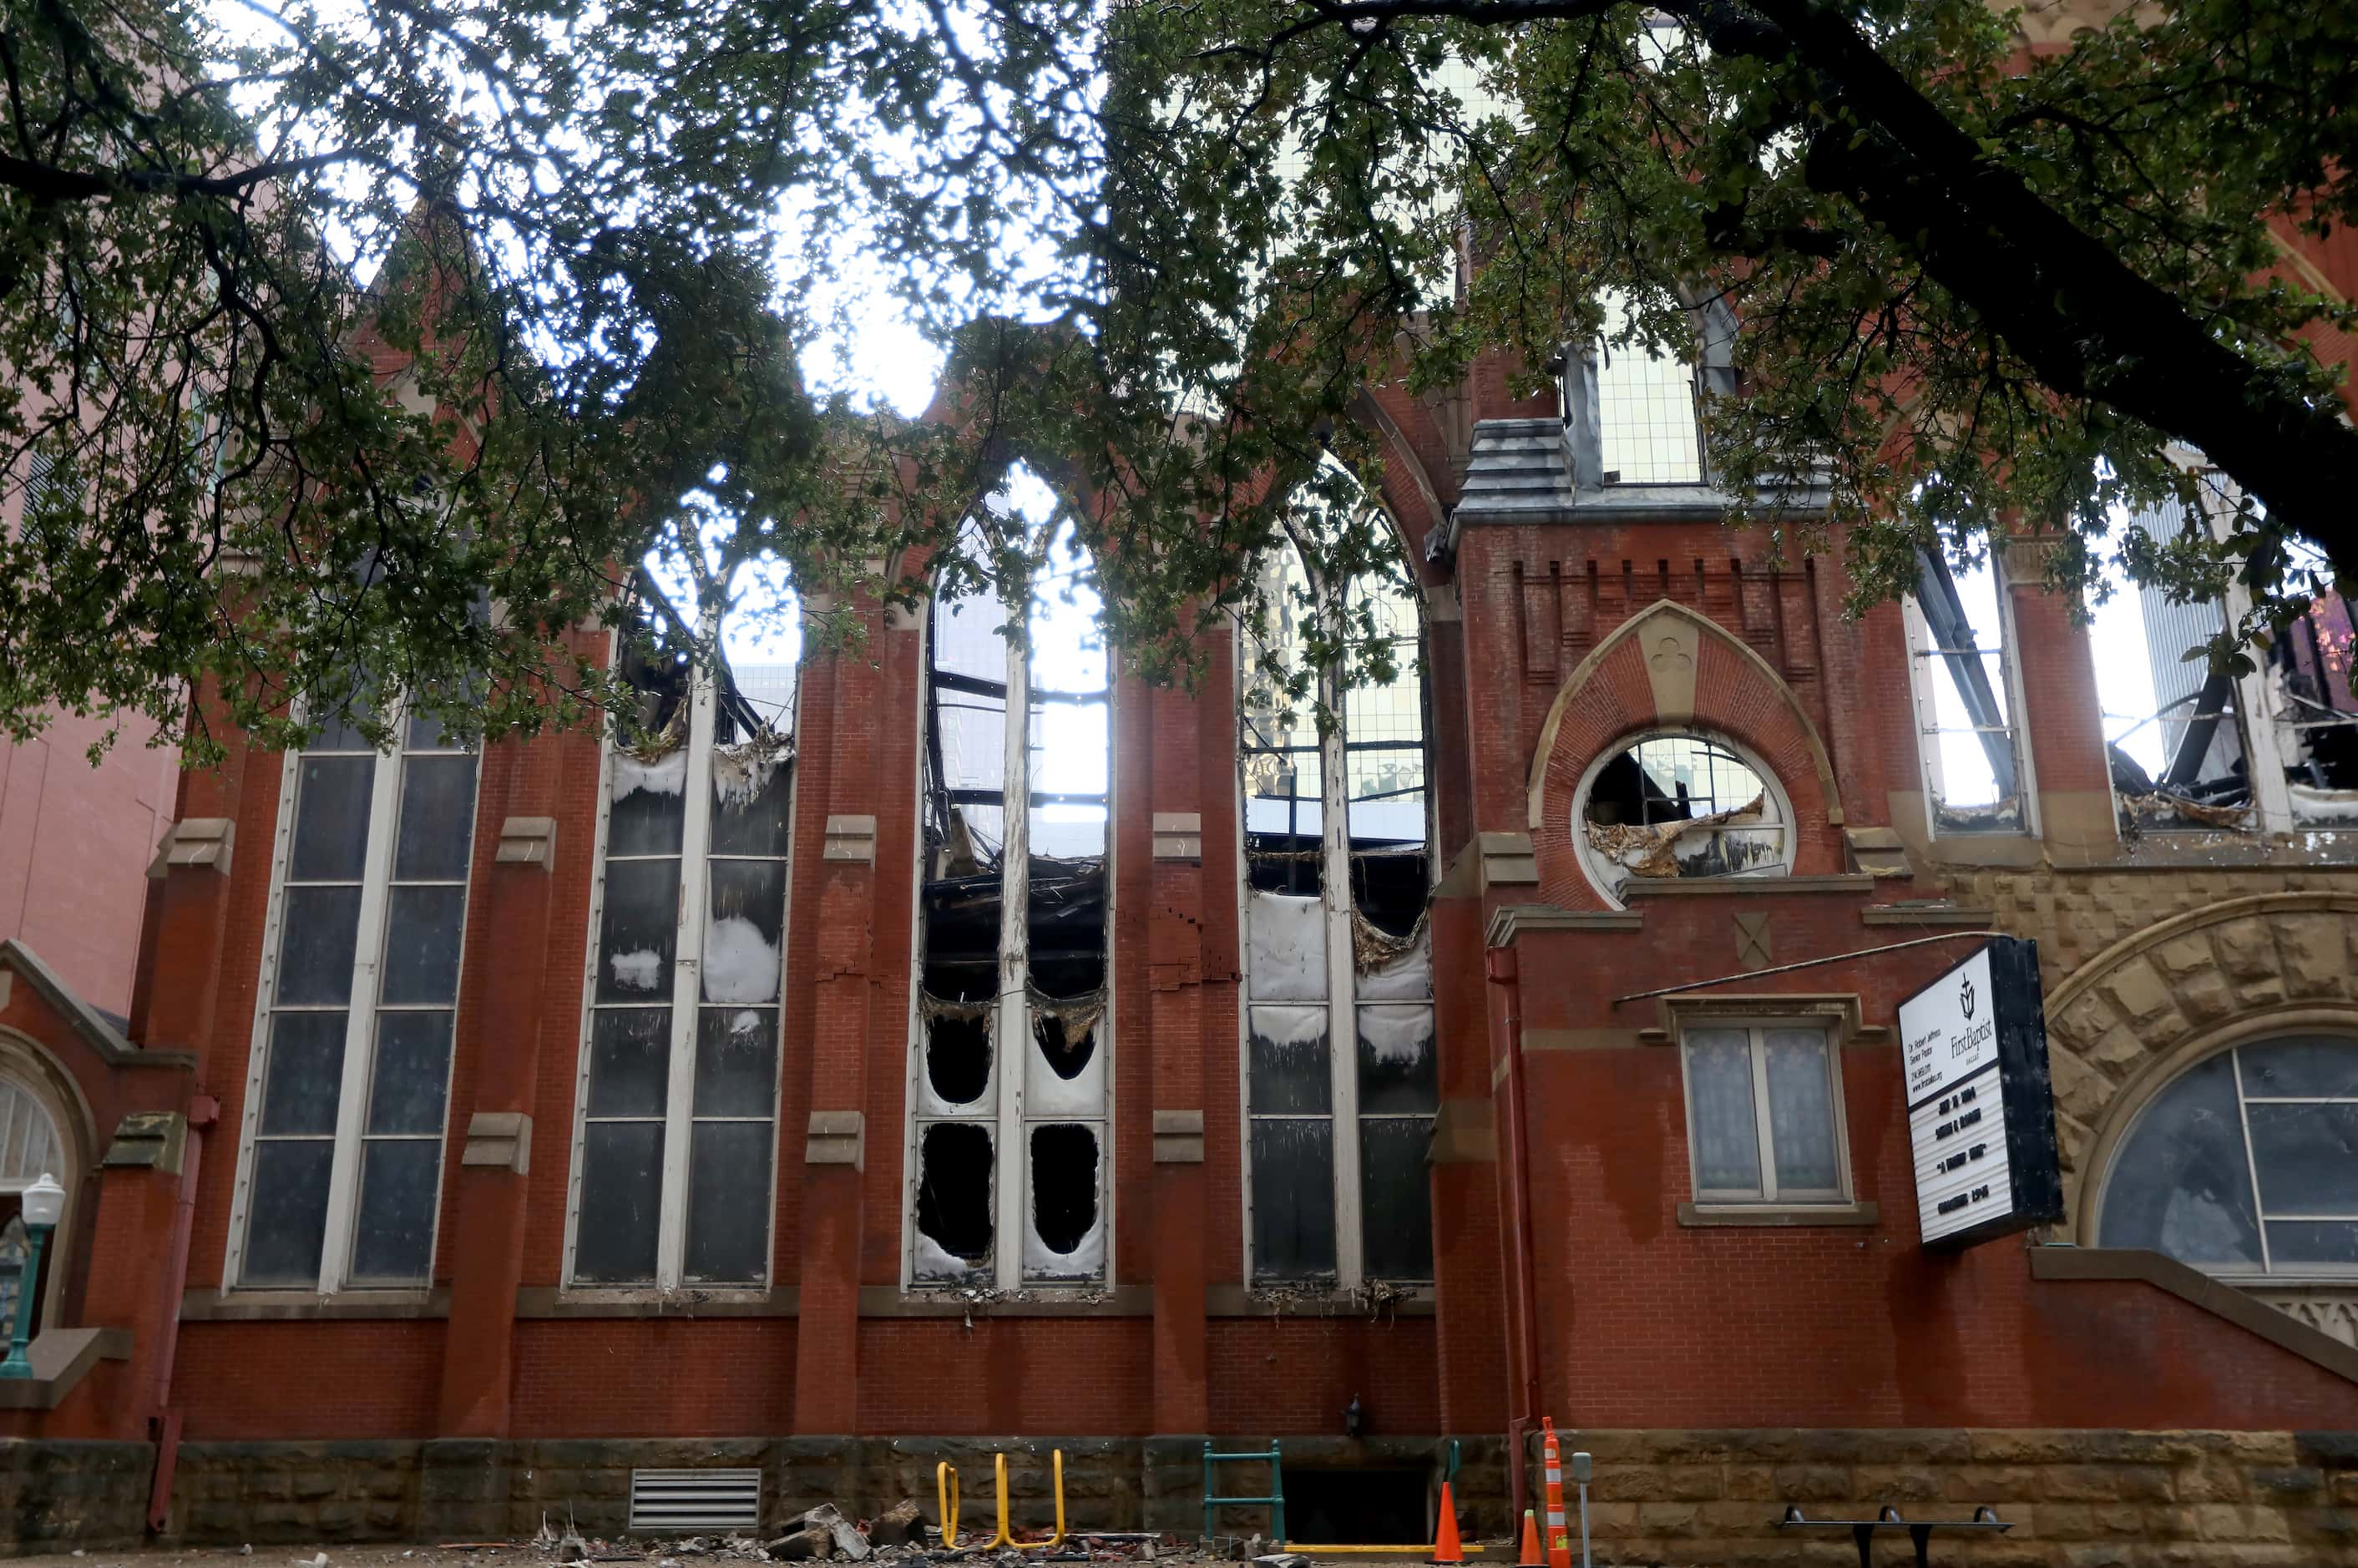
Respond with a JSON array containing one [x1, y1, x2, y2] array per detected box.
[[146, 1094, 216, 1533], [1487, 948, 1543, 1528]]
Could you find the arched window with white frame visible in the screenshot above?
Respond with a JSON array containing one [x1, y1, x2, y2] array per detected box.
[[1237, 507, 1436, 1288]]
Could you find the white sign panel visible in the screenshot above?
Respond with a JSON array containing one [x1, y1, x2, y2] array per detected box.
[[1900, 945, 1999, 1103], [1908, 1064, 2015, 1243]]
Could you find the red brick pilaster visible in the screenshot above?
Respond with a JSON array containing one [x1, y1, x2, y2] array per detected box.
[[437, 732, 564, 1437]]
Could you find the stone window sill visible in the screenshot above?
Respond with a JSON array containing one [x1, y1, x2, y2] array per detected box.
[[1677, 1201, 1880, 1229], [185, 1288, 448, 1321], [519, 1286, 796, 1318]]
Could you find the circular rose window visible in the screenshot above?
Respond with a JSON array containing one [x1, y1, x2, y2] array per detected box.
[[1574, 731, 1794, 904]]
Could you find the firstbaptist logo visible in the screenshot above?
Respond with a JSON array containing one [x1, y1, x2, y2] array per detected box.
[[1960, 976, 1976, 1020]]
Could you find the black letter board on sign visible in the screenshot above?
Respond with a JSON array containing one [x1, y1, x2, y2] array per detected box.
[[1898, 936, 2064, 1249]]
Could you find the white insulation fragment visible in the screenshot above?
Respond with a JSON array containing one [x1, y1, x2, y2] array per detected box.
[[1356, 926, 1432, 1000], [611, 747, 688, 802], [702, 913, 782, 1004], [2289, 782, 2358, 822], [913, 1231, 984, 1282], [1247, 1004, 1328, 1049], [1358, 1004, 1435, 1067], [711, 740, 790, 808], [608, 948, 664, 993], [1247, 890, 1326, 1002]]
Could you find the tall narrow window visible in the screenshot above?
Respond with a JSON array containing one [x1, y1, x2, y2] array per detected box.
[[1902, 550, 2030, 835], [1593, 293, 1705, 485], [910, 492, 1112, 1288], [569, 621, 795, 1288], [1240, 529, 1436, 1287], [233, 708, 479, 1290]]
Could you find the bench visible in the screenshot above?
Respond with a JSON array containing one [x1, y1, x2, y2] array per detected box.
[[1774, 1504, 2009, 1567]]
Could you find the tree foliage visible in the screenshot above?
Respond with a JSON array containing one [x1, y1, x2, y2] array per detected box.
[[3, 0, 2354, 753]]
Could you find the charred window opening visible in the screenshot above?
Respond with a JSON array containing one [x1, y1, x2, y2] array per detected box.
[[916, 1122, 994, 1269], [1904, 550, 2027, 834], [2266, 593, 2358, 819], [911, 487, 1113, 1288], [570, 593, 795, 1292], [1577, 733, 1788, 899], [2093, 497, 2255, 834], [1239, 514, 1436, 1290]]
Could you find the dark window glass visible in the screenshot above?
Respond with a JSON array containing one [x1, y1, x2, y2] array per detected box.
[[2246, 1102, 2358, 1218], [367, 1012, 453, 1136], [693, 1009, 778, 1117], [685, 1120, 773, 1282], [394, 755, 478, 881], [381, 884, 468, 1004], [349, 1139, 443, 1282], [1359, 1116, 1434, 1280], [243, 1141, 335, 1286], [587, 1009, 671, 1119], [608, 755, 689, 857], [1249, 1118, 1337, 1282], [575, 1122, 665, 1282], [1248, 1006, 1330, 1115], [290, 756, 376, 882], [2099, 1053, 2263, 1267], [2239, 1039, 2358, 1100], [708, 754, 793, 857], [1355, 1004, 1438, 1115], [276, 886, 365, 1006], [702, 860, 786, 1004], [597, 858, 681, 1003], [260, 1013, 348, 1136]]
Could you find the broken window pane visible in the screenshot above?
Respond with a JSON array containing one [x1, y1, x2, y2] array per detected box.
[[1684, 1028, 1763, 1196], [291, 756, 376, 882], [1907, 553, 2023, 832], [1581, 734, 1786, 898], [597, 857, 681, 1003], [1025, 1123, 1103, 1279], [586, 1008, 671, 1118], [380, 884, 467, 1005], [1249, 1119, 1338, 1282], [349, 1137, 441, 1282], [608, 749, 690, 857], [243, 1139, 335, 1287], [925, 1010, 994, 1108], [393, 754, 478, 880], [708, 746, 793, 857], [259, 1012, 348, 1136], [366, 1012, 453, 1136], [1358, 1117, 1435, 1280], [276, 886, 365, 1006], [1247, 1006, 1331, 1115], [915, 1121, 994, 1271], [1343, 573, 1427, 847], [1594, 290, 1703, 485], [574, 1121, 665, 1282], [2269, 593, 2358, 814], [692, 1007, 778, 1117], [686, 1120, 773, 1282]]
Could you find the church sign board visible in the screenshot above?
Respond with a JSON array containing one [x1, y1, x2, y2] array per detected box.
[[1900, 936, 2065, 1248]]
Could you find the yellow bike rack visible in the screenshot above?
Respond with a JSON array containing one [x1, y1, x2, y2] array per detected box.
[[934, 1450, 1065, 1550]]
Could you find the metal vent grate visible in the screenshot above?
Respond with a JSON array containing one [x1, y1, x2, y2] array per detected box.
[[629, 1469, 763, 1533]]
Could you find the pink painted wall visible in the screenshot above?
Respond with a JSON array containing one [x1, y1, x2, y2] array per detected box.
[[0, 712, 177, 1016]]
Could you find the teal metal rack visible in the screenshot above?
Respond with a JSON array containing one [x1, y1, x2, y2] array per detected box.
[[1202, 1440, 1285, 1545]]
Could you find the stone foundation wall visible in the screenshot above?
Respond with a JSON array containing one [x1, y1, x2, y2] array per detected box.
[[6, 1429, 2350, 1562], [0, 1440, 153, 1552], [1526, 1429, 2358, 1566]]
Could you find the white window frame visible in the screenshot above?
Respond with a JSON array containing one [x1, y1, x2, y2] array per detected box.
[[1678, 1021, 1852, 1206], [1900, 552, 2041, 839], [1234, 556, 1438, 1291], [562, 649, 794, 1292], [903, 564, 1118, 1292], [224, 708, 478, 1294]]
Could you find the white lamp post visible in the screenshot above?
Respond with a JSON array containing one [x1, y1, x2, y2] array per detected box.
[[0, 1173, 65, 1379]]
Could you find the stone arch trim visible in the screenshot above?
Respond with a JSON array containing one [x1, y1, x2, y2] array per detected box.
[[1523, 599, 1844, 905], [2042, 891, 2358, 1242], [1525, 598, 1842, 829]]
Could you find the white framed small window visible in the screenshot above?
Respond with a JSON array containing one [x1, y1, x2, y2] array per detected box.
[[1681, 1024, 1849, 1205], [228, 708, 480, 1291], [1902, 550, 2036, 836], [566, 640, 795, 1291], [1574, 731, 1793, 905]]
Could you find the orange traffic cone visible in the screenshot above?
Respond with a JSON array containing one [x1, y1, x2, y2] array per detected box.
[[1518, 1509, 1543, 1567], [1540, 1419, 1571, 1568], [1429, 1480, 1464, 1565]]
